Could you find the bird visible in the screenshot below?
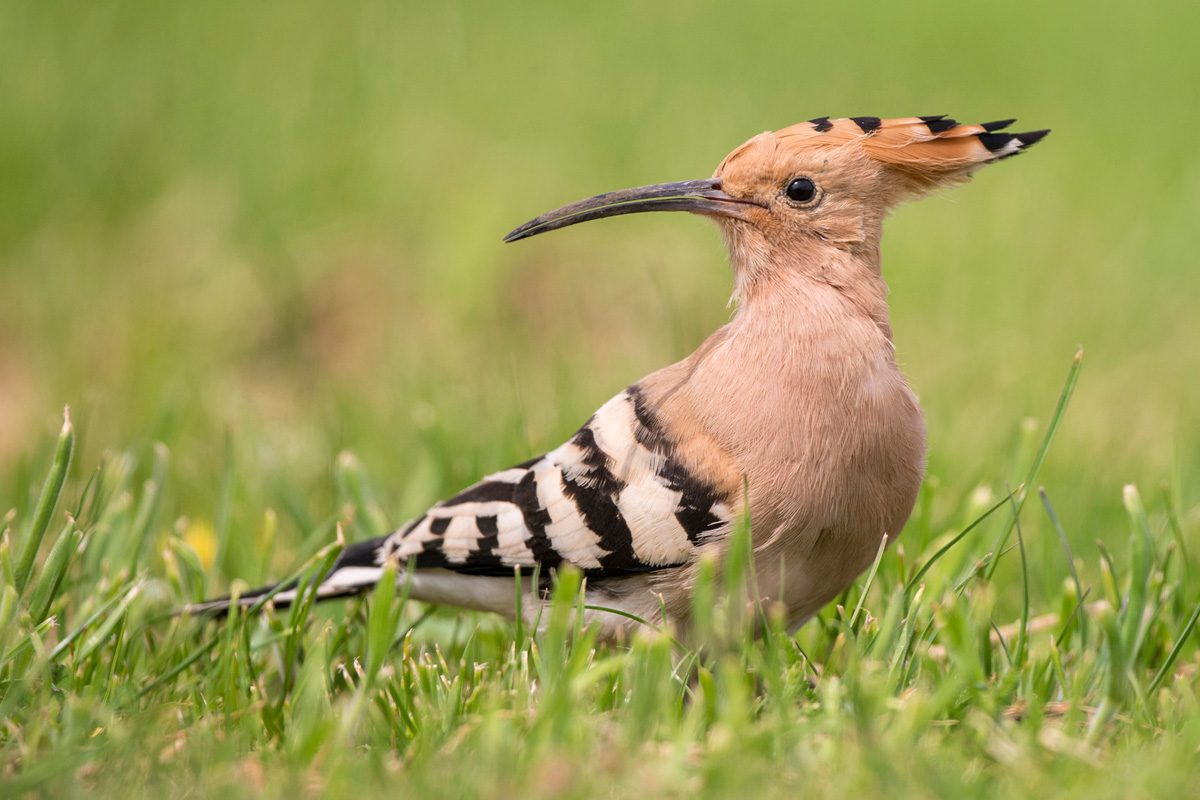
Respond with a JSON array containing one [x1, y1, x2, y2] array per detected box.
[[188, 115, 1048, 641]]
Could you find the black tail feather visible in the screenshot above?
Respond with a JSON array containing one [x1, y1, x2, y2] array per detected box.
[[182, 537, 387, 618]]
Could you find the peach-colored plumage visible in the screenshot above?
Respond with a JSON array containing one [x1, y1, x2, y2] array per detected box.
[[190, 116, 1048, 641]]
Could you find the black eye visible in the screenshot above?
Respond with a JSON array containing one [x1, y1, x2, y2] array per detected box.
[[785, 177, 816, 204]]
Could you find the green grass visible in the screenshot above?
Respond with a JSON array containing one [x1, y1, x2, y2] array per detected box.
[[5, 375, 1200, 798], [3, 0, 1200, 796]]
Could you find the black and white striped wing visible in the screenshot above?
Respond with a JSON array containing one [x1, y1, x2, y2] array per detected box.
[[377, 388, 733, 578]]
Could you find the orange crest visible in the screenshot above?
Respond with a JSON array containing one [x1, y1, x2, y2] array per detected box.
[[724, 116, 1049, 198]]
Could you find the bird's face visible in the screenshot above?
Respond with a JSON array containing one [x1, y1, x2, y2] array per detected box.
[[711, 130, 892, 256]]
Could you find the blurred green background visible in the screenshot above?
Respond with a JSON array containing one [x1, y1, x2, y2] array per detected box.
[[2, 1, 1198, 596]]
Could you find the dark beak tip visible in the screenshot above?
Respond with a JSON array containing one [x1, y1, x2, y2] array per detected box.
[[501, 178, 740, 244], [502, 227, 532, 244]]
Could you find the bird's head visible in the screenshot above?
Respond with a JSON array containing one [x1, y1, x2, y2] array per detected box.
[[505, 116, 1047, 301]]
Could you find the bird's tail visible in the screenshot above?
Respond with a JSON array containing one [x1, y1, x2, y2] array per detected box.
[[182, 537, 386, 617]]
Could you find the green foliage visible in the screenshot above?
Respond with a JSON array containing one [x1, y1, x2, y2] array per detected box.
[[2, 373, 1200, 797]]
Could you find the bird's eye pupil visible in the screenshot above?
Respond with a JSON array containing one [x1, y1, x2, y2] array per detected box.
[[786, 177, 816, 203]]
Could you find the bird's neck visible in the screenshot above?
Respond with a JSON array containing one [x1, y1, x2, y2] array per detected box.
[[733, 243, 893, 342]]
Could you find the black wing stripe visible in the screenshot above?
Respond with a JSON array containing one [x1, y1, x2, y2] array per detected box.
[[441, 480, 516, 506], [512, 470, 561, 568], [460, 517, 502, 570], [674, 505, 724, 544], [626, 385, 668, 453], [563, 481, 636, 569], [629, 385, 726, 545], [658, 458, 724, 544]]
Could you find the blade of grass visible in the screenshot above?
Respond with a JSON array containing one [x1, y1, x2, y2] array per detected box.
[[1041, 487, 1086, 649], [1055, 585, 1092, 643], [14, 409, 74, 596], [849, 534, 888, 632], [1006, 484, 1031, 667], [27, 520, 83, 625], [75, 583, 142, 664], [124, 443, 167, 574], [1088, 602, 1127, 744], [582, 605, 685, 651], [905, 493, 1010, 595], [70, 465, 100, 525], [0, 584, 19, 665], [48, 581, 140, 661], [1148, 596, 1200, 697], [212, 432, 235, 586], [1121, 485, 1154, 659], [237, 535, 346, 620], [364, 560, 399, 684], [1160, 481, 1189, 577], [137, 637, 220, 698], [513, 567, 524, 646], [985, 348, 1082, 580], [0, 523, 15, 588], [335, 451, 391, 539]]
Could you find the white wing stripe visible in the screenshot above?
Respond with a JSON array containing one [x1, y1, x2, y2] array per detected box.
[[495, 508, 533, 562], [617, 481, 693, 565], [428, 501, 512, 519], [588, 394, 664, 485], [440, 515, 482, 564]]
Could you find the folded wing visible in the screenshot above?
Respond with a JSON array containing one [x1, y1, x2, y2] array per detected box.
[[380, 386, 733, 579]]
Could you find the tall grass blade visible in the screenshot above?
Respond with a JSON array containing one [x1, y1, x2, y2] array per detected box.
[[849, 534, 888, 632], [75, 583, 141, 664], [14, 409, 74, 595], [1006, 484, 1030, 666], [1088, 603, 1127, 743], [1160, 481, 1190, 577], [1121, 485, 1155, 658], [0, 584, 19, 665], [364, 560, 399, 684], [1040, 487, 1086, 648], [985, 348, 1082, 580], [335, 451, 391, 539], [124, 443, 168, 573], [1148, 597, 1200, 698], [26, 520, 83, 625]]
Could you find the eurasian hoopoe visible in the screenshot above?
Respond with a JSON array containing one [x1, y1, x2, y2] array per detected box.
[[190, 116, 1048, 640]]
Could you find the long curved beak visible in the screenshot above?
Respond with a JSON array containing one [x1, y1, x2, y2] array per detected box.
[[503, 178, 754, 243]]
